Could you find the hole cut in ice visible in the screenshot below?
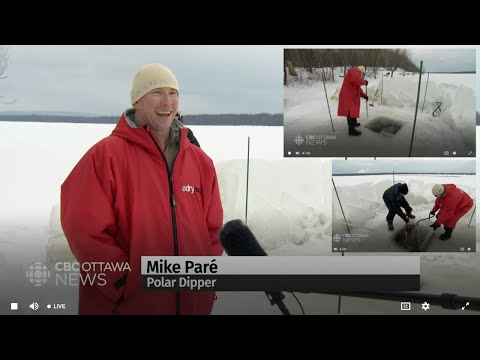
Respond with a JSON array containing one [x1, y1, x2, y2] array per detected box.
[[365, 116, 403, 135]]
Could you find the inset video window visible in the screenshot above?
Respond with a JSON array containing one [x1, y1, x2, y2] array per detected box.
[[284, 48, 476, 157], [331, 159, 476, 252]]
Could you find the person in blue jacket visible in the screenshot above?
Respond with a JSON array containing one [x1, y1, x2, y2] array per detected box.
[[382, 183, 415, 231]]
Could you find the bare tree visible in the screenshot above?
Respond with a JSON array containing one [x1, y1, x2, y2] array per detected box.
[[369, 49, 383, 79], [285, 48, 420, 83], [0, 47, 14, 104], [327, 49, 337, 82]]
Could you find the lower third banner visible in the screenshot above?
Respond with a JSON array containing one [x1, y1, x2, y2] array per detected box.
[[141, 256, 420, 292]]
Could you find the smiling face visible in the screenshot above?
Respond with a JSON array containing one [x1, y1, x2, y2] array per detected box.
[[133, 87, 179, 132]]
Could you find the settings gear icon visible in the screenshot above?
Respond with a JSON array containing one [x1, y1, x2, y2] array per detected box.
[[421, 302, 430, 311]]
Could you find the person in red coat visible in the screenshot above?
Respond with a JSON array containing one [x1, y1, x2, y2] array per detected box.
[[61, 63, 224, 315], [430, 184, 473, 240], [337, 66, 369, 136]]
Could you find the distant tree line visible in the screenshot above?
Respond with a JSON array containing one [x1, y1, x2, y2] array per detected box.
[[0, 113, 283, 126], [183, 113, 282, 126], [284, 49, 420, 83], [333, 172, 475, 176]]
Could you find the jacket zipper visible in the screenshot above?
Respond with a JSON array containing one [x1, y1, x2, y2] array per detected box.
[[148, 130, 181, 315]]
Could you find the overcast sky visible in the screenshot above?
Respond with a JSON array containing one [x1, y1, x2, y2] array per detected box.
[[0, 45, 283, 116], [0, 45, 477, 116], [332, 159, 476, 174], [409, 48, 476, 72]]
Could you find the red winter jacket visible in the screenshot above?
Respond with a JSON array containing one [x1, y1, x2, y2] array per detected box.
[[61, 114, 224, 315], [338, 67, 367, 119], [432, 184, 473, 228]]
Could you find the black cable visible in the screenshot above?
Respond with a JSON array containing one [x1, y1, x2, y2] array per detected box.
[[289, 292, 305, 315]]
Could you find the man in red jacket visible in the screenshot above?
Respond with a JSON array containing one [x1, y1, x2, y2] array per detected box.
[[61, 63, 224, 315], [430, 184, 473, 240], [337, 66, 369, 136]]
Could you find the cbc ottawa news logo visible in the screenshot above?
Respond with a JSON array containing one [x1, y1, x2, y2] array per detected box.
[[25, 261, 131, 287], [294, 135, 334, 146]]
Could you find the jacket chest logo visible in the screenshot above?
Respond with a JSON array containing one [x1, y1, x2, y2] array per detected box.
[[181, 184, 200, 194]]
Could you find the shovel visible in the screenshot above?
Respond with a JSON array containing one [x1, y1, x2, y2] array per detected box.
[[365, 83, 369, 122]]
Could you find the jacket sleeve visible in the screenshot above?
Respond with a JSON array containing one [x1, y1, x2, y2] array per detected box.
[[437, 198, 457, 225], [401, 194, 411, 206], [432, 198, 440, 213], [61, 144, 129, 303], [359, 88, 366, 98], [435, 197, 456, 225], [394, 203, 407, 221], [349, 69, 368, 87], [206, 166, 224, 256], [389, 188, 407, 220]]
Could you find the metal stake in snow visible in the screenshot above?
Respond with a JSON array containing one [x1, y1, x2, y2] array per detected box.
[[365, 79, 369, 122], [332, 177, 346, 314], [468, 205, 476, 228], [409, 60, 423, 157], [321, 69, 335, 133], [245, 136, 250, 225], [421, 72, 430, 113], [381, 73, 384, 106], [332, 177, 350, 234]]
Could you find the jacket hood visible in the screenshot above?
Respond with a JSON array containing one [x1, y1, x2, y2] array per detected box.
[[442, 184, 457, 195], [111, 111, 190, 156]]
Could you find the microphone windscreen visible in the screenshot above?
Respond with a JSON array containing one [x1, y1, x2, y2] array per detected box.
[[219, 219, 268, 256]]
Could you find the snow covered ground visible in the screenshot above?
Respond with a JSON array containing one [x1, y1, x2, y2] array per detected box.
[[0, 122, 332, 315], [284, 68, 476, 158], [0, 121, 478, 315]]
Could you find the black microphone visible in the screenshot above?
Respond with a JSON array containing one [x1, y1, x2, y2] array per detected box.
[[219, 219, 291, 315], [219, 219, 268, 256]]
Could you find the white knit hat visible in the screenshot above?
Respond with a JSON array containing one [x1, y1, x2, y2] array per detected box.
[[432, 184, 445, 196], [357, 66, 366, 75], [130, 63, 179, 105]]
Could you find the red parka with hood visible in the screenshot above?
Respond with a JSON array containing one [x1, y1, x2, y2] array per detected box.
[[61, 113, 223, 315], [432, 184, 473, 228], [338, 67, 367, 119]]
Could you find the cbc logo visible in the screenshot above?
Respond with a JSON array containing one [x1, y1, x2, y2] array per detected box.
[[26, 262, 50, 286], [294, 136, 304, 146]]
